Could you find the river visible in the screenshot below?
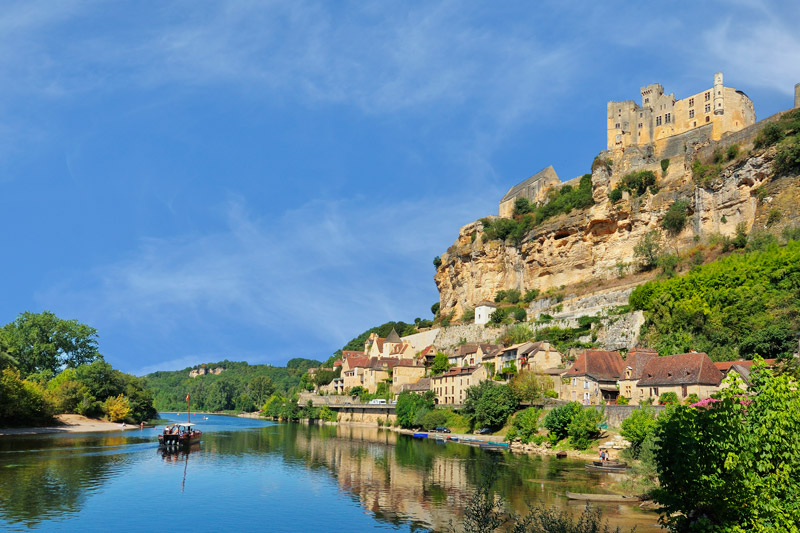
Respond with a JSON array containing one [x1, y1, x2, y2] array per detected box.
[[0, 414, 660, 531]]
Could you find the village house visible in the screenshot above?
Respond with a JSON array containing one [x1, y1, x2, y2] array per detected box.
[[616, 347, 659, 402], [364, 329, 415, 359], [715, 358, 776, 390], [449, 343, 499, 367], [391, 360, 427, 394], [474, 301, 497, 325], [560, 350, 624, 405], [518, 341, 563, 372], [635, 352, 724, 404], [399, 377, 431, 395], [432, 365, 488, 406]]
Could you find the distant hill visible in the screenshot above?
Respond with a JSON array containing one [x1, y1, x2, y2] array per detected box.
[[144, 358, 321, 412]]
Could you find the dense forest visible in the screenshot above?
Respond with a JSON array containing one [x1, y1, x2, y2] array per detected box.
[[0, 311, 156, 426], [631, 233, 800, 361], [144, 358, 321, 412]]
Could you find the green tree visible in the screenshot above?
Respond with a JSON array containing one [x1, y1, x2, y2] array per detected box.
[[653, 361, 800, 531], [662, 200, 690, 234], [634, 230, 662, 270], [430, 352, 452, 376], [505, 407, 541, 444], [2, 311, 100, 377], [420, 409, 447, 430], [542, 402, 581, 442], [103, 394, 132, 422], [620, 406, 656, 459], [433, 256, 442, 269], [462, 381, 517, 430], [431, 302, 440, 317], [249, 375, 275, 407], [509, 371, 549, 403], [567, 407, 603, 450], [0, 368, 52, 425]]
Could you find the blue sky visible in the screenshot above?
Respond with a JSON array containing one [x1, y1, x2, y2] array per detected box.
[[1, 1, 798, 375]]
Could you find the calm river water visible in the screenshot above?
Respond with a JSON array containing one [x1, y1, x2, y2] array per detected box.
[[0, 414, 660, 532]]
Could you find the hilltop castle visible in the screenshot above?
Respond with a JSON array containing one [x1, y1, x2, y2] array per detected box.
[[499, 73, 758, 217]]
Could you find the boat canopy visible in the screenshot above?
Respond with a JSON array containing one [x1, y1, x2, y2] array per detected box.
[[166, 423, 195, 427]]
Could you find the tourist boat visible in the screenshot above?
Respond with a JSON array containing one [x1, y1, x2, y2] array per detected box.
[[592, 460, 628, 468], [158, 423, 202, 448], [565, 491, 641, 503]]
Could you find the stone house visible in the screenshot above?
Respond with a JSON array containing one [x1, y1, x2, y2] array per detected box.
[[391, 360, 427, 394], [560, 350, 624, 405], [714, 358, 776, 390], [432, 365, 488, 406], [341, 356, 371, 391], [635, 352, 723, 404], [450, 343, 499, 367], [364, 329, 415, 359], [518, 341, 563, 372], [617, 347, 659, 402], [474, 301, 497, 325], [399, 377, 431, 395]]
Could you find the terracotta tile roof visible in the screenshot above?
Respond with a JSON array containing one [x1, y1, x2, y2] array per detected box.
[[368, 357, 401, 370], [345, 356, 370, 369], [433, 365, 482, 380], [455, 343, 498, 357], [624, 349, 659, 380], [333, 359, 343, 367], [419, 345, 436, 358], [637, 352, 723, 387], [393, 359, 423, 368], [342, 350, 365, 358], [563, 350, 624, 381], [713, 359, 777, 372]]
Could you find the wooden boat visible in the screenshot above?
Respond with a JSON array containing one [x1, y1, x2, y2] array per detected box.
[[585, 463, 630, 473], [158, 423, 202, 448], [592, 460, 628, 467], [555, 451, 568, 458], [566, 491, 641, 503]]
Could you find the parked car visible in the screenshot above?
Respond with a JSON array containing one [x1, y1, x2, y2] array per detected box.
[[477, 428, 492, 435], [433, 426, 451, 433]]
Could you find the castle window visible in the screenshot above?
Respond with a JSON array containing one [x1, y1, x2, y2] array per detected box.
[[665, 113, 671, 123], [705, 104, 711, 113], [615, 123, 620, 129], [689, 97, 694, 107], [689, 109, 694, 119], [644, 98, 649, 104], [639, 112, 643, 118], [693, 121, 696, 127], [705, 92, 711, 101], [706, 116, 710, 123], [656, 116, 662, 126], [638, 123, 642, 128]]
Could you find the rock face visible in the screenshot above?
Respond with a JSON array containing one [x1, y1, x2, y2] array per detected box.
[[435, 137, 798, 320]]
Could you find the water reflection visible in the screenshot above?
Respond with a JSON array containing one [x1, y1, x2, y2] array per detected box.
[[0, 420, 660, 531]]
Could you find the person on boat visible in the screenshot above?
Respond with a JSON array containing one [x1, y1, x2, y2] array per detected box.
[[599, 449, 606, 462]]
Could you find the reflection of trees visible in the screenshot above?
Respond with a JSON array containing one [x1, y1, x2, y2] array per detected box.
[[0, 434, 145, 527]]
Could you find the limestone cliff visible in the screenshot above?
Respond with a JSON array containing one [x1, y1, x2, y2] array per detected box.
[[435, 122, 800, 320]]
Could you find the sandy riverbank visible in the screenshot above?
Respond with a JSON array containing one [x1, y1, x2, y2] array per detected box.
[[0, 414, 142, 436]]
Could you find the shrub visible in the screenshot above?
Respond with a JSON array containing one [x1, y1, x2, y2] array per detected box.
[[634, 230, 662, 270], [522, 289, 539, 303], [685, 393, 700, 405], [512, 307, 526, 322], [431, 302, 440, 316], [513, 197, 533, 215], [608, 187, 623, 203], [767, 208, 782, 226], [782, 225, 800, 243], [726, 144, 739, 160], [657, 254, 680, 277], [733, 222, 748, 249], [104, 394, 132, 422], [616, 395, 629, 405], [662, 200, 690, 234], [774, 137, 800, 176], [658, 392, 680, 406], [660, 159, 670, 173], [433, 256, 442, 269], [505, 289, 521, 304], [567, 407, 603, 450], [620, 406, 656, 458], [753, 122, 784, 149], [460, 307, 475, 322], [505, 407, 541, 443], [542, 401, 581, 442], [494, 290, 506, 303], [395, 391, 435, 429], [420, 409, 448, 430], [619, 170, 656, 197], [462, 381, 518, 430]]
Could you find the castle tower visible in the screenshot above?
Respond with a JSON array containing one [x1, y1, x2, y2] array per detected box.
[[795, 83, 800, 108], [713, 72, 724, 115]]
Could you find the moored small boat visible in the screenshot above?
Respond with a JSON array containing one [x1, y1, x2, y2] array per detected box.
[[585, 463, 630, 473], [566, 491, 641, 502], [592, 460, 628, 467], [412, 432, 428, 438]]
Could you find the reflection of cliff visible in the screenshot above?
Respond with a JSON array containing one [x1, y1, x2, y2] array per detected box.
[[0, 434, 142, 527]]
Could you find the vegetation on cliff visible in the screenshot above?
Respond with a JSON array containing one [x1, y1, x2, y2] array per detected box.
[[145, 358, 321, 412], [481, 174, 594, 245], [630, 236, 800, 361]]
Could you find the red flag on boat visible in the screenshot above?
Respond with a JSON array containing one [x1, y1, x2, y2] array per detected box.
[[185, 394, 190, 402]]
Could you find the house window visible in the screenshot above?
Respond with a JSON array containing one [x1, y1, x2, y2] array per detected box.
[[689, 109, 694, 119], [665, 113, 671, 123], [688, 97, 694, 107], [656, 116, 662, 126], [583, 380, 589, 389], [583, 392, 590, 402], [705, 104, 711, 113], [705, 92, 710, 101], [650, 387, 659, 396], [572, 378, 577, 386]]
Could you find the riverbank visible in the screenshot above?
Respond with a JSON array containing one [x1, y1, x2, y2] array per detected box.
[[0, 414, 141, 436]]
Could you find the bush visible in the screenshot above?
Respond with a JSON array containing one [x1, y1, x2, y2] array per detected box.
[[505, 407, 541, 443], [657, 253, 680, 277], [754, 122, 784, 149], [783, 225, 800, 243], [774, 137, 800, 176], [433, 256, 442, 269], [662, 200, 690, 234], [104, 394, 132, 422], [567, 407, 603, 450], [420, 409, 448, 430], [608, 188, 622, 203], [726, 144, 739, 160], [431, 302, 440, 316], [685, 393, 700, 405], [542, 401, 581, 442], [658, 392, 679, 406], [660, 159, 670, 173], [504, 289, 521, 304], [633, 230, 662, 270], [393, 391, 435, 428], [620, 406, 656, 458], [616, 395, 629, 405], [522, 289, 539, 303], [512, 307, 526, 322], [767, 208, 782, 226], [460, 307, 475, 322], [462, 381, 518, 430], [619, 170, 656, 197]]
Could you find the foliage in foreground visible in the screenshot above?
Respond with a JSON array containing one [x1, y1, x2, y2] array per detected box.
[[394, 390, 435, 429], [462, 381, 518, 430], [653, 362, 800, 531], [630, 239, 800, 361]]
